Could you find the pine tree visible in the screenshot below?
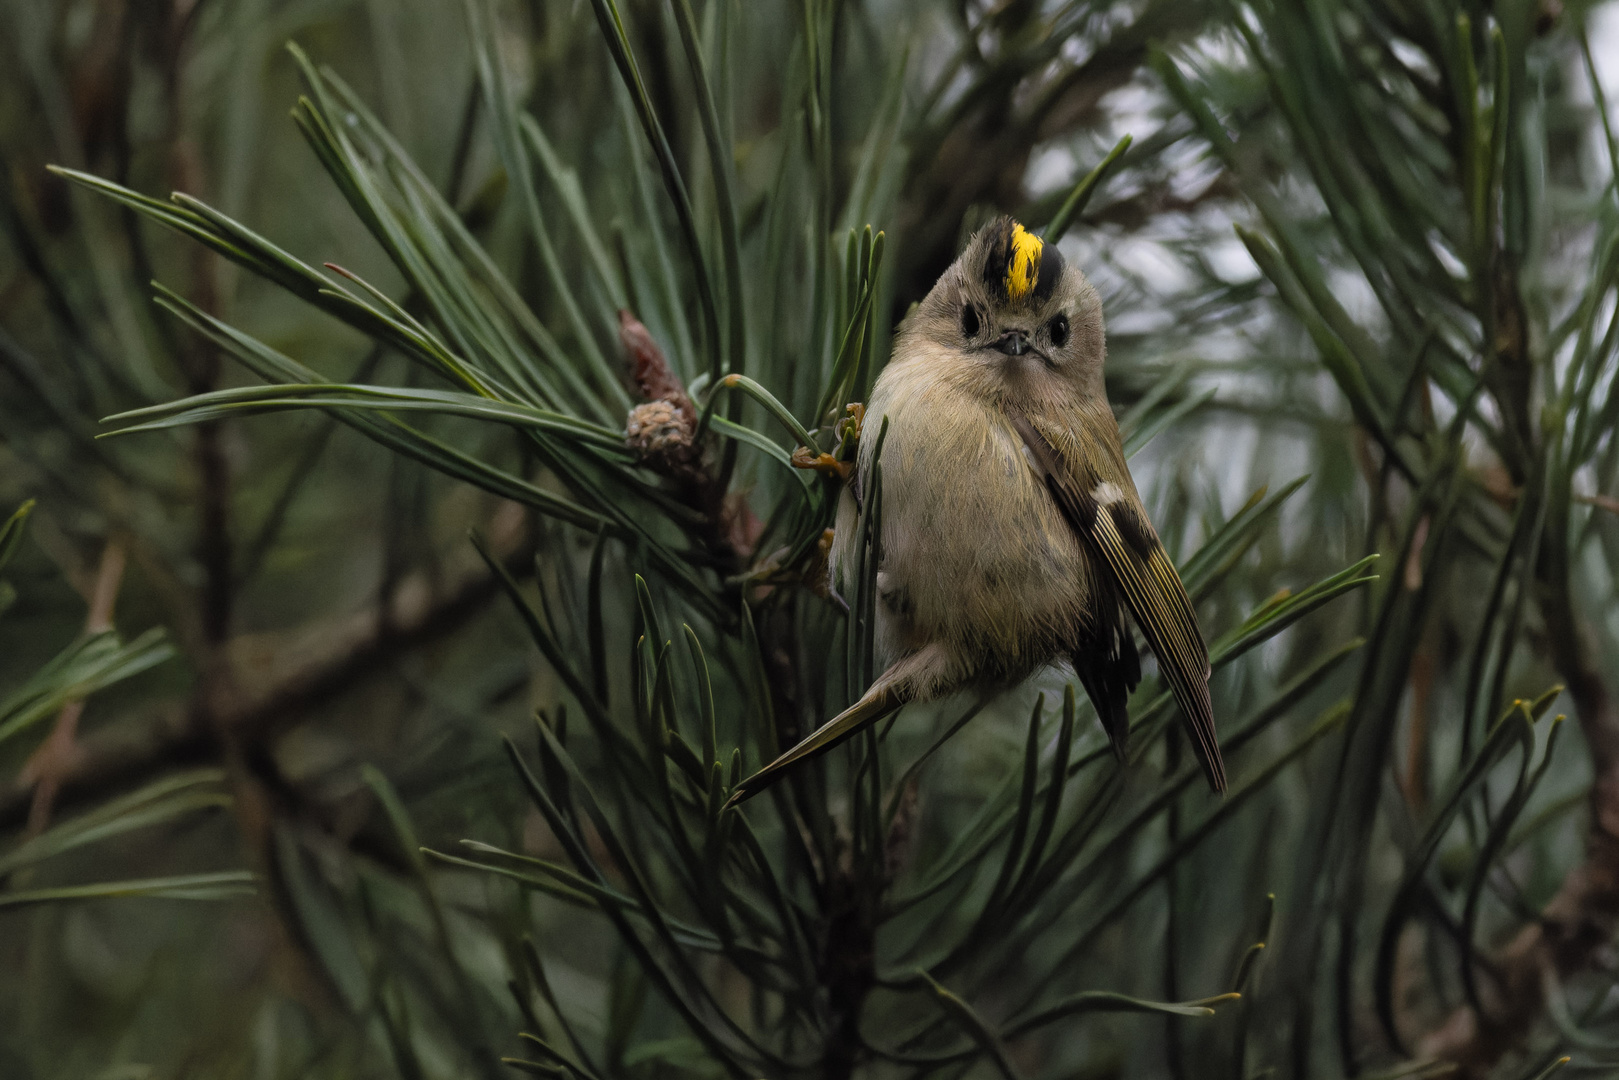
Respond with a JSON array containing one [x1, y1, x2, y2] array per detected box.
[[3, 1, 1617, 1077]]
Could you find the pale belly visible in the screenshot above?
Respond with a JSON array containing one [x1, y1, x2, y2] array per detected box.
[[831, 374, 1094, 677]]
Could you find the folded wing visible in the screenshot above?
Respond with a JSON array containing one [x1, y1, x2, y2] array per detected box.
[[1010, 410, 1226, 793]]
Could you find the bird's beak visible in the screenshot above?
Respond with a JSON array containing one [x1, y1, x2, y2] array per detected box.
[[993, 330, 1032, 356]]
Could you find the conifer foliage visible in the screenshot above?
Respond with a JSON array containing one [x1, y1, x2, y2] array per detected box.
[[2, 1, 1617, 1077]]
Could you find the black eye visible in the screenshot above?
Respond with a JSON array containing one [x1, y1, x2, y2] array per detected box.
[[960, 304, 981, 339], [1048, 313, 1070, 348]]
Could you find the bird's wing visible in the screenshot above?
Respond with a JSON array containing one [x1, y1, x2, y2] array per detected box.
[[1070, 585, 1140, 761], [1009, 409, 1226, 793]]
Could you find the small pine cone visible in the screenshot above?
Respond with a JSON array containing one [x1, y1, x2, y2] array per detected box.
[[621, 310, 695, 424], [626, 399, 698, 476]]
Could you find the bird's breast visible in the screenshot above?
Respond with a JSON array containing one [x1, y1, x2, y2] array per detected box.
[[835, 365, 1095, 671]]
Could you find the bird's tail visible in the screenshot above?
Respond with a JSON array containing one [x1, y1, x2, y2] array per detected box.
[[725, 683, 905, 808]]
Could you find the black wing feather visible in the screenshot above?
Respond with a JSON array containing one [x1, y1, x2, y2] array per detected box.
[[1072, 593, 1140, 761]]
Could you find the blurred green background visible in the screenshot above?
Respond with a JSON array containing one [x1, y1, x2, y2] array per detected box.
[[2, 0, 1618, 1077]]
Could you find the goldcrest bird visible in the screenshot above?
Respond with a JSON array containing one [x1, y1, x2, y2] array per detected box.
[[728, 217, 1225, 806]]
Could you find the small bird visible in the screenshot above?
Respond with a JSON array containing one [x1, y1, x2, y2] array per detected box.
[[728, 217, 1224, 806]]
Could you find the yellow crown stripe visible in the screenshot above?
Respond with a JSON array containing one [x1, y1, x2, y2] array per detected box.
[[1005, 223, 1043, 302]]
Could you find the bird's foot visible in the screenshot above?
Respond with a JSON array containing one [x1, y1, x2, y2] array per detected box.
[[837, 402, 865, 446], [790, 446, 854, 481], [790, 403, 865, 482]]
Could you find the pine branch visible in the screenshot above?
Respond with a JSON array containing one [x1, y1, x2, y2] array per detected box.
[[0, 506, 533, 832]]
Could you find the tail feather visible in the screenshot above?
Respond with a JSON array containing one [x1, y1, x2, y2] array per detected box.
[[1073, 600, 1142, 763], [725, 684, 905, 808]]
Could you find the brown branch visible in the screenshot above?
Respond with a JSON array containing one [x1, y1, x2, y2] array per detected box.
[[1574, 492, 1619, 515], [821, 857, 877, 1080], [1417, 554, 1619, 1073], [0, 504, 533, 833], [18, 539, 127, 834]]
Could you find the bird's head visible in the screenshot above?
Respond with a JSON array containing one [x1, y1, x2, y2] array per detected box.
[[899, 216, 1105, 406]]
